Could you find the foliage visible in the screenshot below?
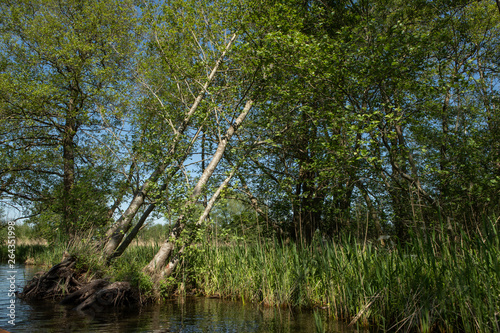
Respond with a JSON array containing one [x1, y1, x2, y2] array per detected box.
[[230, 0, 500, 242], [0, 0, 137, 240], [1, 0, 500, 330], [2, 0, 497, 246]]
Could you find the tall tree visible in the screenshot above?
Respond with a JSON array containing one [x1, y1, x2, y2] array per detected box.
[[0, 0, 137, 239], [102, 0, 260, 260], [228, 0, 500, 242]]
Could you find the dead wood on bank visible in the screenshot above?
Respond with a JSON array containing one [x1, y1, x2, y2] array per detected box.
[[19, 256, 81, 300], [19, 255, 140, 313]]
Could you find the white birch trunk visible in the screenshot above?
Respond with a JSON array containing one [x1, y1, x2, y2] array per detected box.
[[143, 100, 253, 278], [150, 165, 238, 282], [102, 34, 237, 257]]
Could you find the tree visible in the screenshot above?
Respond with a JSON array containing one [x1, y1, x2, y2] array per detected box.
[[101, 0, 260, 267], [225, 0, 500, 243], [143, 100, 253, 282], [226, 0, 381, 241], [0, 0, 137, 240]]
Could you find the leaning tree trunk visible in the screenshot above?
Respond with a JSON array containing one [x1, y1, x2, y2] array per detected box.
[[143, 100, 253, 282], [108, 123, 205, 260], [159, 166, 238, 281], [107, 161, 136, 220], [102, 34, 237, 258]]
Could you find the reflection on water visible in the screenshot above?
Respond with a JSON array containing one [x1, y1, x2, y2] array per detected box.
[[1, 264, 357, 332]]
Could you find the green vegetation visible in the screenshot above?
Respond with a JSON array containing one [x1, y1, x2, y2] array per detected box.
[[1, 216, 499, 331], [186, 218, 500, 332], [1, 0, 499, 331]]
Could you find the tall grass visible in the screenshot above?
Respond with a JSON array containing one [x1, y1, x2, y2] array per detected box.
[[5, 217, 499, 331], [187, 219, 500, 332]]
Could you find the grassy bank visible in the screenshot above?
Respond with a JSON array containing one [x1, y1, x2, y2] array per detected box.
[[0, 237, 162, 299], [186, 222, 500, 332], [0, 243, 53, 266], [3, 220, 499, 332]]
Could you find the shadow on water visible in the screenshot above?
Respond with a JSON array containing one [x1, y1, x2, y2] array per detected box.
[[1, 264, 361, 333]]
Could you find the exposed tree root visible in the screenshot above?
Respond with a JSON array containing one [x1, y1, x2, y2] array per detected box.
[[19, 255, 139, 313], [19, 256, 81, 300], [74, 282, 136, 313], [60, 279, 109, 306]]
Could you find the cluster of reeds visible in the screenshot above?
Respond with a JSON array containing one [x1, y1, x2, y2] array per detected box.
[[6, 216, 499, 331], [188, 220, 500, 332]]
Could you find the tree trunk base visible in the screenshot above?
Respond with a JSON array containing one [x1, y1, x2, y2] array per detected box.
[[19, 256, 81, 300], [19, 256, 140, 313], [72, 282, 137, 313]]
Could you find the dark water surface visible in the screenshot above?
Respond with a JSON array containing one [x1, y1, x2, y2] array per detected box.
[[1, 264, 358, 332]]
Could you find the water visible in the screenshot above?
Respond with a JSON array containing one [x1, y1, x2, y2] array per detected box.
[[0, 264, 357, 332]]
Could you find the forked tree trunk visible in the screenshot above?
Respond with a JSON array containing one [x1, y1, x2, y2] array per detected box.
[[108, 126, 204, 260], [159, 167, 238, 281], [108, 202, 156, 261], [143, 100, 253, 281], [102, 34, 237, 257]]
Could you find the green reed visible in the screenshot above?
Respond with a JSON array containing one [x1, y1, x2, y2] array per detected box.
[[187, 218, 500, 332]]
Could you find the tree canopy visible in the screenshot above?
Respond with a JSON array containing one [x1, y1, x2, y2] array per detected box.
[[1, 0, 499, 274]]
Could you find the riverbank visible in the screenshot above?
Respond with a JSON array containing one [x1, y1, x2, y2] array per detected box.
[[2, 221, 499, 332], [0, 263, 349, 333], [186, 225, 500, 332]]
